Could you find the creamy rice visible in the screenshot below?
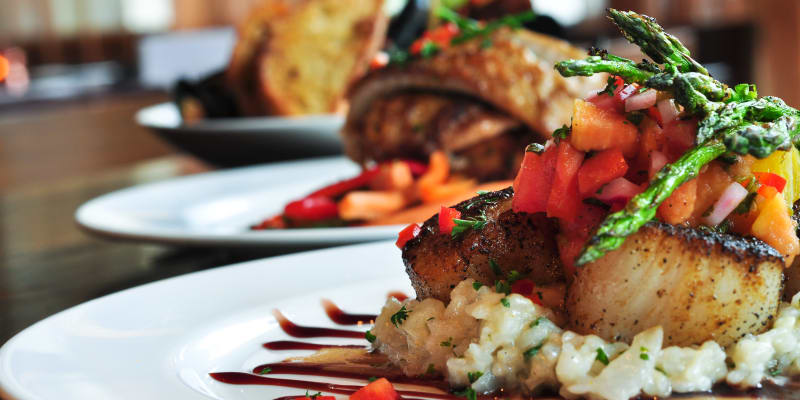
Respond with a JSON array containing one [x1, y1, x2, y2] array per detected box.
[[370, 279, 800, 400]]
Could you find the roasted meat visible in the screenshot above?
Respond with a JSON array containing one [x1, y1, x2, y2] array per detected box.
[[402, 188, 563, 302], [567, 222, 784, 347], [341, 28, 604, 179]]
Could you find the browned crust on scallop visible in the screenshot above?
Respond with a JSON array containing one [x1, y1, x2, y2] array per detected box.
[[342, 28, 603, 164], [567, 221, 784, 347], [402, 188, 563, 302]]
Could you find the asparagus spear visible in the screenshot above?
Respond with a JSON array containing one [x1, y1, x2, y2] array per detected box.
[[557, 9, 800, 265]]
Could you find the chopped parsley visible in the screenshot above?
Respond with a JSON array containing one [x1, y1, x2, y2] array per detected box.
[[420, 41, 440, 58], [552, 124, 571, 139], [368, 376, 379, 382], [495, 280, 511, 295], [305, 391, 323, 399], [640, 353, 650, 361], [769, 365, 782, 377], [507, 270, 524, 284], [454, 386, 477, 400], [467, 371, 483, 383], [735, 192, 758, 214], [655, 366, 669, 376], [523, 344, 543, 360], [500, 297, 510, 308], [441, 337, 454, 347], [526, 142, 546, 153], [596, 347, 610, 365], [472, 281, 483, 290], [530, 316, 547, 328], [426, 364, 437, 375], [390, 305, 410, 327], [258, 366, 272, 374], [451, 211, 488, 238], [438, 7, 536, 47], [599, 76, 619, 97], [365, 330, 377, 343], [489, 259, 502, 276]]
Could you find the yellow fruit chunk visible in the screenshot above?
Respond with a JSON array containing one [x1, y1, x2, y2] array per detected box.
[[751, 194, 799, 264], [751, 147, 800, 209]]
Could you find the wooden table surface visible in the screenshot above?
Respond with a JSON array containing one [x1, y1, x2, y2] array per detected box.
[[0, 92, 293, 344]]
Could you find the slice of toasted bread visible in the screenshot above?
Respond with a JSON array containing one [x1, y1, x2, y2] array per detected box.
[[259, 0, 388, 115]]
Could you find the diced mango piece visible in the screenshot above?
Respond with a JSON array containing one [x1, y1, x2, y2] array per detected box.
[[751, 194, 800, 264]]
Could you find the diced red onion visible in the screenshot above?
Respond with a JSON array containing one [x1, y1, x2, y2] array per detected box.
[[649, 151, 668, 179], [703, 182, 749, 227], [617, 84, 638, 102], [625, 89, 657, 112], [657, 98, 680, 123], [596, 177, 643, 204]]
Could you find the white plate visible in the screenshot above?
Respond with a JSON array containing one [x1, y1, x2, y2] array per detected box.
[[136, 102, 344, 167], [0, 241, 417, 400], [75, 157, 404, 247]]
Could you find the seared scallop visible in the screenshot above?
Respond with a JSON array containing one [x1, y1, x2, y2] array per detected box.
[[402, 188, 563, 302], [566, 222, 785, 347]]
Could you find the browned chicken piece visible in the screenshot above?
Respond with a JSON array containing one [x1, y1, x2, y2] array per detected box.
[[342, 28, 604, 167], [567, 222, 785, 347], [358, 93, 529, 180], [401, 188, 564, 302]]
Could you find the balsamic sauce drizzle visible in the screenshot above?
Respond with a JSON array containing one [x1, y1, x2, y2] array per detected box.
[[211, 294, 800, 399]]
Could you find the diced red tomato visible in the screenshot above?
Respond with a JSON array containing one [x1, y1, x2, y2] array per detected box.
[[396, 223, 421, 248], [754, 172, 787, 193], [577, 148, 629, 197], [410, 23, 459, 55], [349, 378, 400, 400], [547, 141, 585, 222], [438, 206, 462, 235], [570, 99, 639, 157], [511, 279, 542, 305], [758, 184, 779, 200], [308, 167, 381, 199], [662, 118, 698, 159], [284, 196, 339, 221], [646, 106, 663, 126], [512, 144, 558, 213]]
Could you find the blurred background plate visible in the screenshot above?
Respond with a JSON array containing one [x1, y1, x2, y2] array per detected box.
[[75, 156, 403, 249], [135, 102, 345, 167]]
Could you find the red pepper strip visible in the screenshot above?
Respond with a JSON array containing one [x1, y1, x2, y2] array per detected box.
[[754, 171, 787, 193], [396, 223, 421, 249], [510, 279, 542, 306], [307, 167, 380, 199], [283, 196, 339, 221], [438, 206, 462, 235]]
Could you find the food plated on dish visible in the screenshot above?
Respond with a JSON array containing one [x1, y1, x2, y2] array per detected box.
[[210, 8, 800, 400]]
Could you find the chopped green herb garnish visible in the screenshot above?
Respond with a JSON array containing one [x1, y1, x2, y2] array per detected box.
[[454, 386, 477, 400], [426, 364, 437, 375], [495, 280, 511, 295], [655, 366, 669, 376], [451, 211, 488, 238], [258, 367, 272, 374], [599, 76, 619, 97], [441, 337, 454, 347], [305, 391, 323, 399], [500, 297, 510, 308], [526, 142, 545, 153], [368, 376, 379, 382], [524, 344, 543, 360], [769, 364, 782, 377], [476, 190, 489, 195], [507, 270, 523, 284], [472, 281, 483, 290], [437, 7, 535, 47], [467, 371, 483, 383], [365, 330, 377, 343], [530, 316, 547, 327], [735, 191, 758, 214], [552, 124, 571, 139], [489, 259, 502, 276], [420, 41, 440, 58], [626, 111, 644, 126], [391, 305, 410, 327], [640, 353, 650, 361], [596, 347, 610, 365]]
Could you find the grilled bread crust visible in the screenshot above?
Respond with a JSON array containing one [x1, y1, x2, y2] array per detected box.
[[567, 222, 784, 347], [402, 188, 563, 302], [226, 0, 387, 116]]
